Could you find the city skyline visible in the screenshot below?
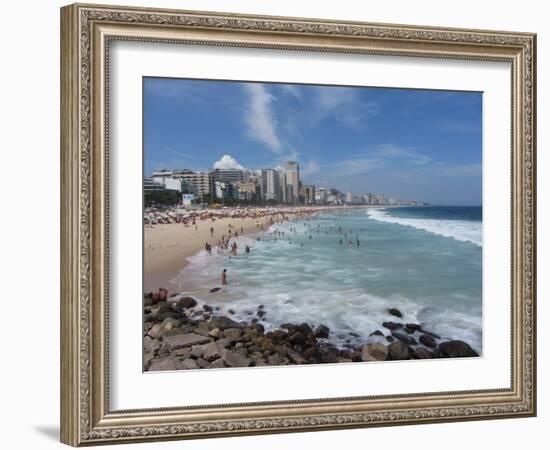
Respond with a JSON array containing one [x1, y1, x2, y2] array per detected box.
[[145, 156, 424, 207], [144, 78, 482, 205]]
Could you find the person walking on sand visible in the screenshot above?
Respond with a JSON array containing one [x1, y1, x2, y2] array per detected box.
[[210, 226, 214, 237], [222, 268, 228, 285]]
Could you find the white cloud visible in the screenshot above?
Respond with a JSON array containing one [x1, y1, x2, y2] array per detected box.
[[313, 87, 379, 129], [244, 84, 282, 152], [280, 85, 302, 101], [374, 143, 431, 166], [213, 154, 245, 170]]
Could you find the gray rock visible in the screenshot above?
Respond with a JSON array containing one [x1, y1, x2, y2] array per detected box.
[[287, 348, 307, 364], [179, 297, 197, 308], [191, 344, 207, 358], [149, 357, 177, 371], [196, 358, 209, 368], [208, 327, 221, 338], [439, 340, 479, 358], [361, 343, 389, 361], [177, 358, 199, 370], [143, 351, 155, 367], [388, 308, 403, 318], [222, 349, 251, 367], [202, 341, 224, 361], [387, 340, 410, 360], [143, 336, 161, 354], [412, 348, 433, 359], [209, 358, 226, 369], [314, 324, 330, 339], [216, 338, 231, 348], [147, 324, 163, 339], [173, 347, 192, 358], [392, 332, 413, 344], [157, 344, 170, 357], [419, 334, 437, 348], [211, 316, 245, 330], [369, 330, 384, 337], [210, 287, 222, 293], [382, 321, 404, 331], [223, 328, 243, 342], [164, 333, 211, 351], [267, 353, 289, 366]]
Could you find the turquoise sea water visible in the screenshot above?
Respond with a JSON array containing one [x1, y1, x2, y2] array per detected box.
[[173, 206, 483, 353]]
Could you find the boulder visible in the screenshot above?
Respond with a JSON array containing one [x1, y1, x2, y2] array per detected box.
[[439, 341, 479, 358], [382, 321, 404, 331], [143, 351, 155, 367], [179, 297, 197, 309], [148, 357, 177, 371], [303, 346, 322, 363], [202, 341, 224, 361], [385, 335, 394, 343], [392, 332, 413, 344], [419, 334, 437, 348], [412, 348, 433, 359], [208, 327, 221, 338], [196, 358, 209, 368], [143, 336, 161, 354], [369, 330, 384, 337], [209, 358, 226, 369], [223, 328, 243, 342], [405, 323, 423, 332], [210, 287, 222, 293], [173, 347, 192, 358], [314, 324, 330, 339], [222, 349, 251, 367], [164, 333, 211, 351], [190, 344, 208, 358], [157, 344, 170, 357], [388, 308, 403, 318], [265, 329, 287, 343], [361, 343, 388, 361], [387, 340, 410, 360], [287, 348, 307, 364], [147, 323, 163, 339], [177, 358, 199, 370], [202, 304, 213, 312], [211, 316, 245, 330]]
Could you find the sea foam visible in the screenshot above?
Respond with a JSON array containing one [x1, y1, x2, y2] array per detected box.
[[366, 208, 482, 247]]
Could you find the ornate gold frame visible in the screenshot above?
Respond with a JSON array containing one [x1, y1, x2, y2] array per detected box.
[[60, 3, 536, 446]]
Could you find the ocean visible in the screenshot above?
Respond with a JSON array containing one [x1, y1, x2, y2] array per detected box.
[[173, 206, 483, 353]]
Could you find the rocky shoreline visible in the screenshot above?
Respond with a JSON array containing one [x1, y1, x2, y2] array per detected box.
[[144, 290, 479, 371]]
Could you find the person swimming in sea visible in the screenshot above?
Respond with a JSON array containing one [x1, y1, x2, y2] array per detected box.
[[222, 268, 228, 285]]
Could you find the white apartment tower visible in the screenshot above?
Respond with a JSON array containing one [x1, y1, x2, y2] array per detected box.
[[285, 161, 300, 205]]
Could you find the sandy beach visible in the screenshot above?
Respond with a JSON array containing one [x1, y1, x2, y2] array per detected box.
[[144, 215, 274, 293]]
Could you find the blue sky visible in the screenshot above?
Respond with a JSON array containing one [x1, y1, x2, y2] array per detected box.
[[144, 77, 482, 205]]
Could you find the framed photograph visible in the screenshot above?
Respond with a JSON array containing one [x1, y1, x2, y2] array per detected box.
[[60, 3, 537, 446]]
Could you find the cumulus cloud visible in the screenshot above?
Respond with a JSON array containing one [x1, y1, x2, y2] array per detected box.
[[213, 154, 245, 170], [244, 84, 282, 152]]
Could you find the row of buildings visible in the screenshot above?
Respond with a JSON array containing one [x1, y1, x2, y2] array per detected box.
[[144, 160, 423, 207]]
